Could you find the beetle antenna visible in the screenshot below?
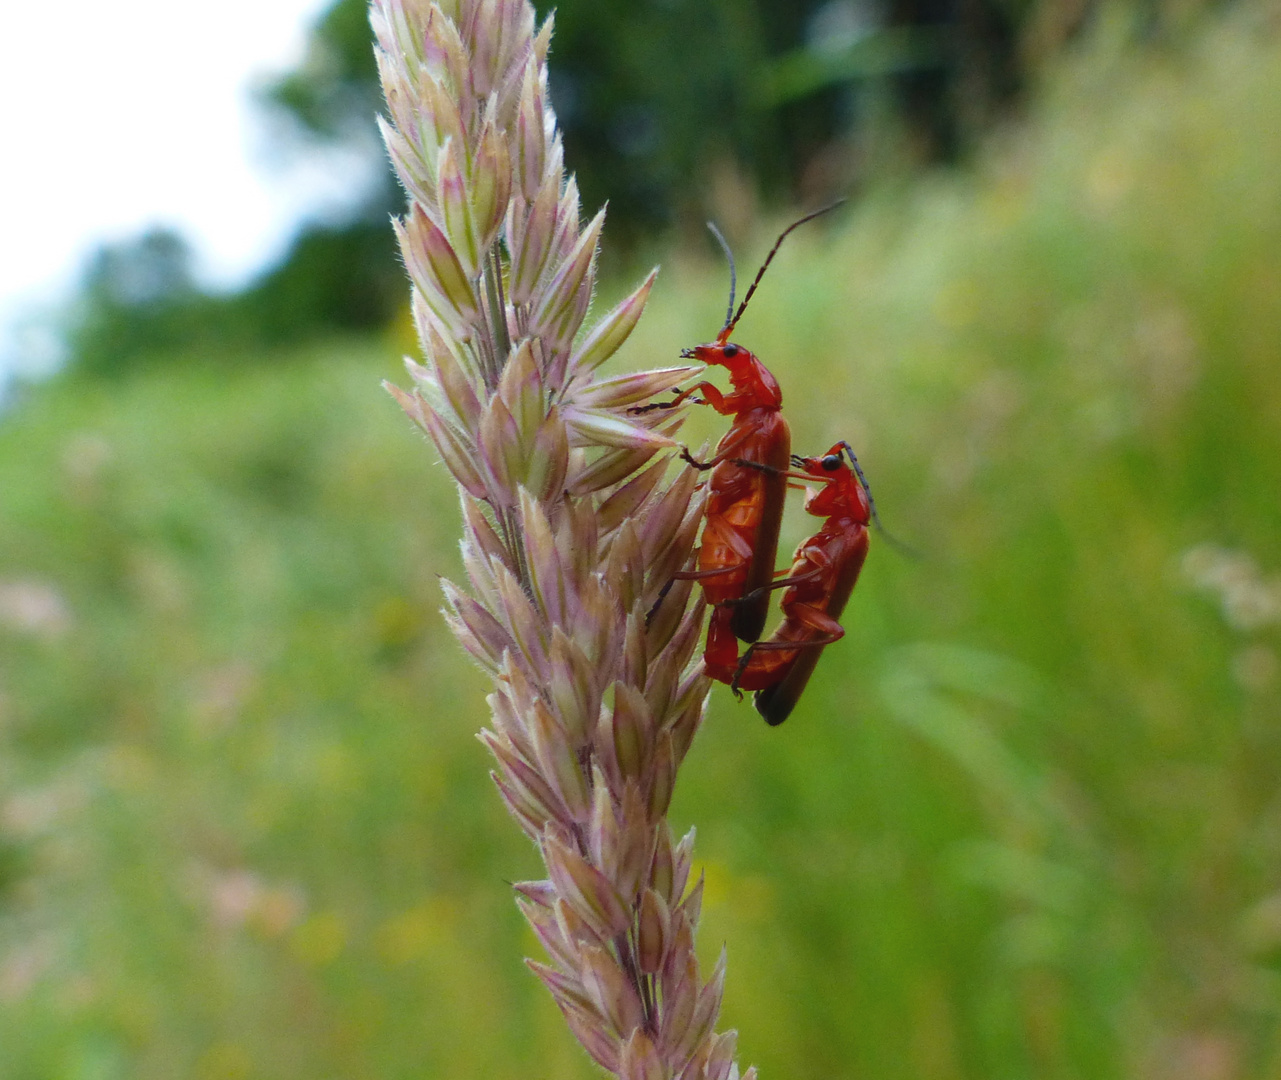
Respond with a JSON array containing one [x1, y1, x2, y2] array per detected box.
[[839, 441, 921, 559], [721, 199, 846, 341], [838, 442, 882, 528], [706, 221, 736, 333]]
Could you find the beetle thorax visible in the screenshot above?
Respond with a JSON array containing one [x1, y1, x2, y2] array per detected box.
[[718, 344, 782, 408]]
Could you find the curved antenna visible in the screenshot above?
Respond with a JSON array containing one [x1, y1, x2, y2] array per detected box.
[[839, 441, 921, 559], [719, 199, 846, 343], [705, 221, 737, 333], [837, 442, 882, 529]]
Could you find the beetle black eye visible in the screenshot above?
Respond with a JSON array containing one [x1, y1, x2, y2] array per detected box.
[[822, 455, 841, 471], [721, 344, 738, 358]]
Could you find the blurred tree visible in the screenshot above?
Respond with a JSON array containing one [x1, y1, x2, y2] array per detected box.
[[253, 0, 1046, 241], [256, 0, 971, 244], [68, 230, 216, 377], [263, 0, 387, 145], [64, 0, 1133, 375], [68, 224, 403, 378], [66, 0, 404, 378]]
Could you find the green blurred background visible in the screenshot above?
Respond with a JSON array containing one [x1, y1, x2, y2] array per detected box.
[[3, 0, 1281, 1077]]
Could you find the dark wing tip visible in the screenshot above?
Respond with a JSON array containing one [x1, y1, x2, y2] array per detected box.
[[753, 685, 794, 726]]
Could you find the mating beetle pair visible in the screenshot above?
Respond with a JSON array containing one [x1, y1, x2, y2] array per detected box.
[[636, 207, 880, 726]]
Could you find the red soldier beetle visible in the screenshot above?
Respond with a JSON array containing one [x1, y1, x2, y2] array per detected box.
[[635, 203, 843, 643], [703, 442, 872, 726]]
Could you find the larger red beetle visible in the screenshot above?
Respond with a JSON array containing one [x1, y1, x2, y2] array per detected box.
[[641, 206, 840, 644]]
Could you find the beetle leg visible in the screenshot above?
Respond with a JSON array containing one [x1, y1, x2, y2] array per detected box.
[[648, 562, 741, 626], [678, 446, 717, 472], [745, 605, 847, 650], [725, 459, 818, 484], [703, 607, 747, 699], [678, 418, 769, 470], [724, 564, 825, 607], [672, 565, 741, 582], [729, 643, 762, 696], [628, 382, 719, 415], [627, 388, 685, 415]]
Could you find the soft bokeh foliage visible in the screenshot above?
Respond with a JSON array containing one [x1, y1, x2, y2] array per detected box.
[[2, 13, 1280, 1078], [59, 0, 1098, 379]]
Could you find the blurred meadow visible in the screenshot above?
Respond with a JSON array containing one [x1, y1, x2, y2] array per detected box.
[[3, 6, 1281, 1079]]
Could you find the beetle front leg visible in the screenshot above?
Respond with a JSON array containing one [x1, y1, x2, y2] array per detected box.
[[628, 381, 722, 415]]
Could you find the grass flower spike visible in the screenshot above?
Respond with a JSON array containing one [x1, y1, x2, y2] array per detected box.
[[372, 2, 756, 1076]]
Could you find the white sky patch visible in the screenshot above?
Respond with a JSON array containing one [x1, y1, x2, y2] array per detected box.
[[0, 0, 371, 381]]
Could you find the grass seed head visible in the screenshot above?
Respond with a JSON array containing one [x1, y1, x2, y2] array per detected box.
[[373, 0, 745, 1073]]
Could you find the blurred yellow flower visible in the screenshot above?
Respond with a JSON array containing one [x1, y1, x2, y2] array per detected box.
[[290, 911, 347, 967]]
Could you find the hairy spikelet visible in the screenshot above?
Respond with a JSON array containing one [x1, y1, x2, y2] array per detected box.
[[373, 2, 756, 1076]]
